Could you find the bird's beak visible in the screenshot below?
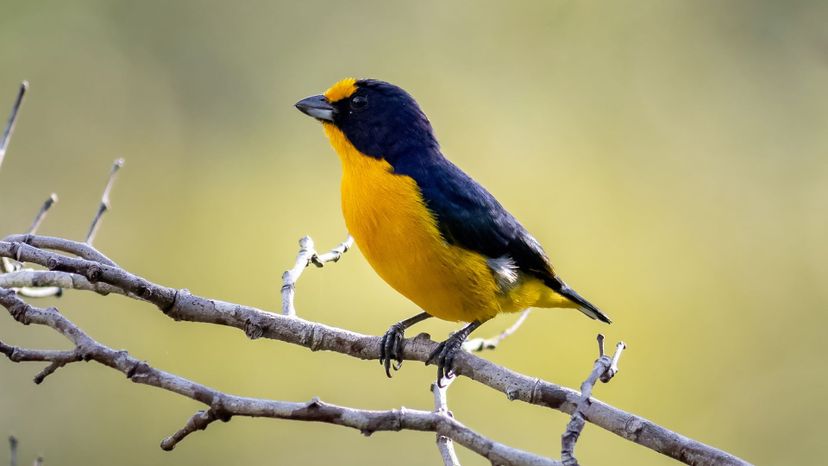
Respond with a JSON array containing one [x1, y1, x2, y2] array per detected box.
[[295, 94, 335, 122]]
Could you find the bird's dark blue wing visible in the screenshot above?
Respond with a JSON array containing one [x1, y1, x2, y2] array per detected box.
[[394, 155, 558, 286], [393, 154, 611, 324]]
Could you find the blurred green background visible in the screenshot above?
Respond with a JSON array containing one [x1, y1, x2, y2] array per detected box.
[[1, 1, 826, 464]]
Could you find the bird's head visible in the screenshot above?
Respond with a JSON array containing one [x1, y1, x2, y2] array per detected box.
[[295, 78, 439, 164]]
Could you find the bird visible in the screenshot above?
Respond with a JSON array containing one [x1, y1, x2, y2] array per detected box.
[[295, 78, 610, 382]]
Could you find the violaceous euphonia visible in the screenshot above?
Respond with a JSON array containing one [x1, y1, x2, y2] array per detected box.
[[295, 78, 610, 381]]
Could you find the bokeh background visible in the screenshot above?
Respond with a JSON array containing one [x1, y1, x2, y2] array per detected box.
[[1, 1, 826, 464]]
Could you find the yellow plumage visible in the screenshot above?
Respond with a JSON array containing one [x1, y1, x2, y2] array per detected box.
[[324, 78, 357, 103]]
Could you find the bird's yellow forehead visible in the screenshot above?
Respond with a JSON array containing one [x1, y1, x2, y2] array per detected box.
[[324, 78, 357, 103]]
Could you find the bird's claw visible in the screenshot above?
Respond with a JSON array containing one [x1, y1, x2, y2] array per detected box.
[[379, 322, 406, 377], [426, 334, 466, 387]]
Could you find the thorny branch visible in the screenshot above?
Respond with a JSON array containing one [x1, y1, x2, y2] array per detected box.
[[0, 84, 752, 466]]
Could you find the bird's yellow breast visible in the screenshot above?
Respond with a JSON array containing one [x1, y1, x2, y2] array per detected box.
[[323, 124, 510, 322]]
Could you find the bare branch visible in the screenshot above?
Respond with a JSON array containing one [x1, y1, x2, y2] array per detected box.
[[3, 235, 117, 266], [0, 232, 113, 299], [0, 81, 28, 172], [0, 339, 82, 384], [160, 409, 221, 451], [0, 190, 56, 286], [10, 287, 61, 299], [281, 236, 314, 317], [0, 263, 63, 299], [157, 396, 558, 465], [311, 235, 354, 266], [281, 235, 353, 317], [27, 194, 58, 236], [0, 237, 751, 466], [0, 84, 52, 277], [463, 309, 532, 352], [85, 159, 124, 245], [0, 191, 56, 281], [0, 269, 123, 296], [0, 341, 73, 363], [432, 377, 461, 466], [561, 335, 627, 466], [0, 83, 63, 299], [0, 288, 558, 466]]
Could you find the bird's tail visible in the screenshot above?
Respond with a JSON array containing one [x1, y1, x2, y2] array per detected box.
[[556, 284, 612, 324]]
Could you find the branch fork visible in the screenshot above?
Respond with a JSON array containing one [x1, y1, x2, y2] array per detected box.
[[281, 235, 354, 317], [561, 334, 627, 466]]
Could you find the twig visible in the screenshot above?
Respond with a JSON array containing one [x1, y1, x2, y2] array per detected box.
[[432, 377, 461, 466], [0, 163, 119, 297], [281, 235, 353, 316], [560, 335, 627, 466], [281, 236, 314, 317], [0, 83, 61, 299], [0, 81, 27, 172], [311, 235, 353, 266], [463, 309, 532, 352], [85, 159, 124, 245], [0, 288, 558, 466], [0, 82, 45, 278], [0, 83, 59, 298], [3, 194, 59, 273], [602, 339, 625, 383], [27, 194, 58, 235], [1, 193, 70, 301], [9, 436, 17, 466], [0, 342, 77, 370], [0, 194, 61, 298], [0, 237, 751, 466]]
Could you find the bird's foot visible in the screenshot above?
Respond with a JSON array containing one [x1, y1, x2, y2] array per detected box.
[[426, 332, 468, 387], [379, 322, 406, 377], [377, 312, 432, 378]]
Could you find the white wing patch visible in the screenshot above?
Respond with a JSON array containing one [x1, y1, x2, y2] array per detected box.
[[487, 255, 520, 290]]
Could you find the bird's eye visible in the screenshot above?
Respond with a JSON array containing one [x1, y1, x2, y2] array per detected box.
[[351, 95, 368, 111]]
